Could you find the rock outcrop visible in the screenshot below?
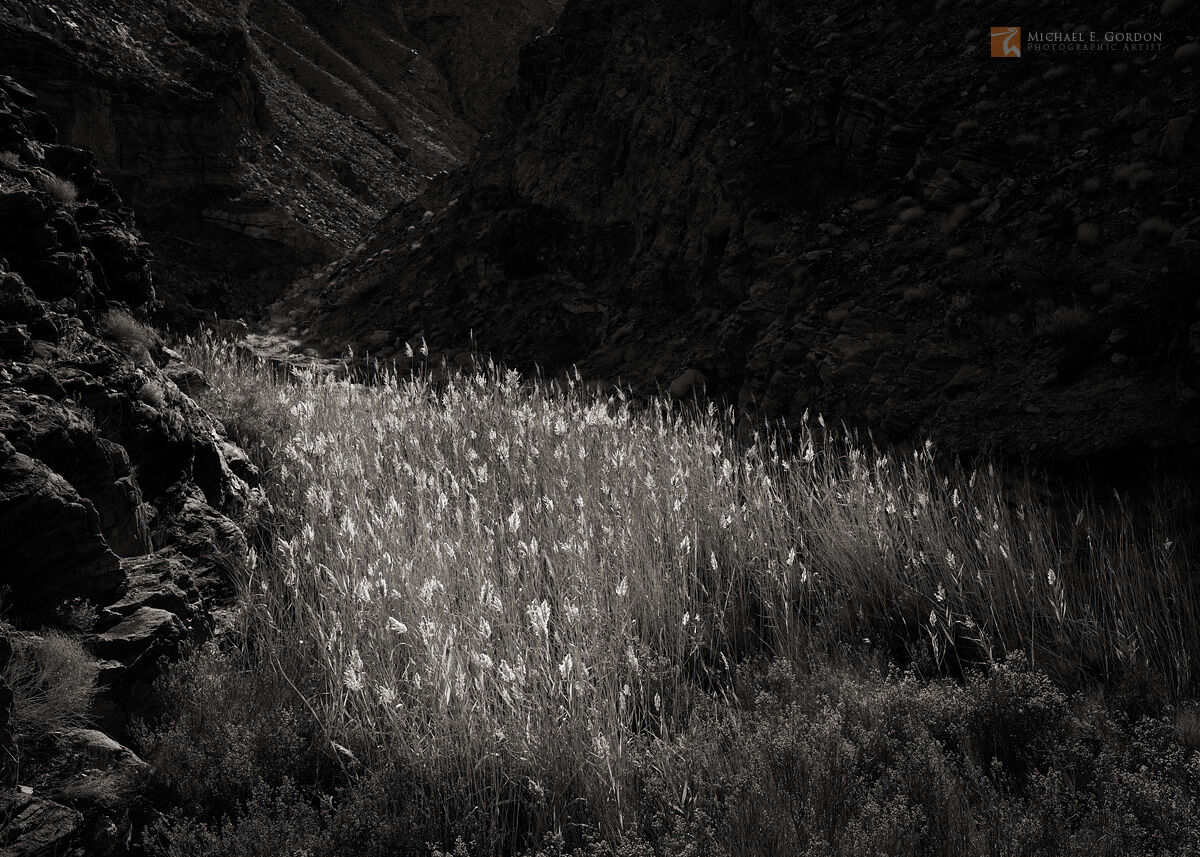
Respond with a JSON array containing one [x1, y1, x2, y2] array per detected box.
[[294, 0, 1200, 465], [0, 0, 561, 320], [0, 76, 257, 855]]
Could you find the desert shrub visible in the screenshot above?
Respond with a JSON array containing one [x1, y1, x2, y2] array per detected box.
[[1087, 717, 1200, 852], [315, 765, 445, 857], [53, 597, 99, 633], [37, 172, 78, 205], [132, 645, 328, 821], [959, 654, 1076, 784], [147, 778, 324, 857], [644, 658, 1200, 857], [1005, 249, 1081, 300], [948, 293, 973, 314], [677, 661, 971, 856], [1, 632, 96, 741]]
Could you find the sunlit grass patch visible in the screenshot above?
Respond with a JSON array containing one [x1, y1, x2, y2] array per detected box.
[[173, 333, 1199, 852]]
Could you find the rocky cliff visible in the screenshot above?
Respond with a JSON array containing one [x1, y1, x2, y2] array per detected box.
[[0, 0, 560, 320], [0, 75, 257, 855], [294, 0, 1200, 464]]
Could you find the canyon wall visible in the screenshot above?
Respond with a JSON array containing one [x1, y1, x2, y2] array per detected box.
[[298, 0, 1200, 463], [0, 0, 561, 318]]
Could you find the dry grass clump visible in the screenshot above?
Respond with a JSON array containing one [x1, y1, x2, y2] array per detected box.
[[1035, 304, 1094, 341], [1113, 162, 1156, 193], [172, 334, 1200, 853], [1075, 222, 1100, 247], [183, 337, 294, 473], [902, 281, 935, 303], [2, 632, 97, 740], [37, 173, 78, 205], [101, 308, 159, 359]]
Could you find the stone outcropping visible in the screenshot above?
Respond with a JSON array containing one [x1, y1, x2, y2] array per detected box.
[[293, 0, 1200, 465], [0, 0, 561, 320], [0, 76, 256, 856]]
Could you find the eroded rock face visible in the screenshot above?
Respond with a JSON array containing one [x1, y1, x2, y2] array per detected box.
[[0, 75, 257, 855], [0, 439, 124, 613], [0, 789, 84, 857], [0, 391, 152, 557], [401, 0, 569, 128], [296, 0, 1200, 465], [0, 69, 253, 649]]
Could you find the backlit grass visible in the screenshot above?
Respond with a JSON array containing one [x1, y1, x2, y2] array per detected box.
[[165, 333, 1200, 855]]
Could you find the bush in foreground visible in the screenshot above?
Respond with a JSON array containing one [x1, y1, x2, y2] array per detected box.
[[144, 652, 1200, 856]]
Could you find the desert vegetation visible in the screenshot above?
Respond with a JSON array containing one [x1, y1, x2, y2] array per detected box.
[[101, 308, 160, 359], [139, 334, 1200, 856], [35, 172, 77, 205], [1, 632, 97, 751]]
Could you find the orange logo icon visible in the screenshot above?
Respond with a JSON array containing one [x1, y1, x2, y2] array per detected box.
[[990, 27, 1021, 57]]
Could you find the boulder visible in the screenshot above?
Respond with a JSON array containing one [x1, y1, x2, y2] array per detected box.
[[20, 252, 94, 303], [107, 553, 200, 621], [79, 228, 152, 307], [88, 607, 184, 662], [0, 190, 47, 231], [48, 728, 150, 817], [944, 364, 990, 396], [163, 361, 207, 394], [41, 146, 97, 187], [1158, 115, 1195, 163], [0, 272, 44, 323], [0, 324, 30, 358], [669, 368, 707, 399]]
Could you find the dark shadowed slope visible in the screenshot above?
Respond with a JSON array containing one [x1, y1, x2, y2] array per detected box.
[[295, 0, 1200, 464]]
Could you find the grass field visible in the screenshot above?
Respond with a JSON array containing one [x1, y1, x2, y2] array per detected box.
[[140, 334, 1200, 857]]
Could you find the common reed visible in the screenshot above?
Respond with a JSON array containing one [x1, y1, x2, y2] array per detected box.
[[177, 334, 1199, 852]]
